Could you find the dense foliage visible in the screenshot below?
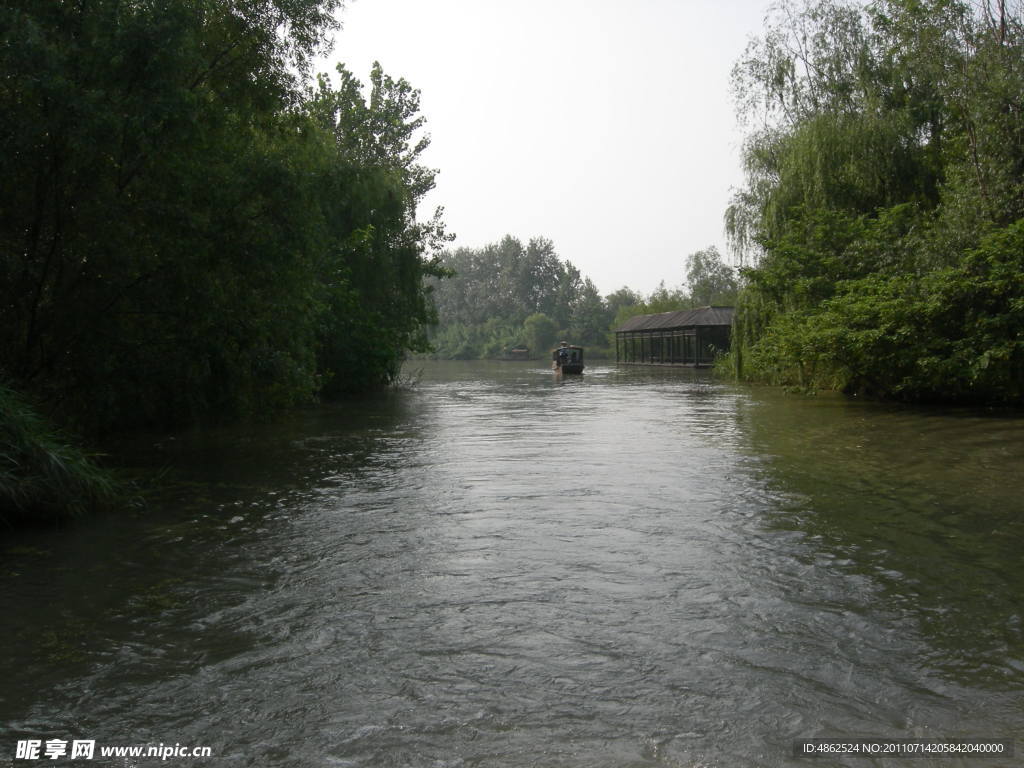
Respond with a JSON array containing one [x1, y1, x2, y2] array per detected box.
[[727, 0, 1024, 403], [0, 0, 446, 437], [426, 236, 615, 358]]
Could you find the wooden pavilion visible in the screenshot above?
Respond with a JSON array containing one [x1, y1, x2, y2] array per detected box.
[[614, 306, 734, 367]]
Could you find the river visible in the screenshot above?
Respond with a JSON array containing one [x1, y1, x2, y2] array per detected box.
[[2, 361, 1022, 767]]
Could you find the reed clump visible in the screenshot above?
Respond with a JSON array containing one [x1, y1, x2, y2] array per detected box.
[[0, 383, 119, 527]]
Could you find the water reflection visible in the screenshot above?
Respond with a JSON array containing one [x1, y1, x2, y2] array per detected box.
[[734, 391, 1024, 689]]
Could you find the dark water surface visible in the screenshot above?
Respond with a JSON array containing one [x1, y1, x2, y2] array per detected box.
[[2, 361, 1022, 767]]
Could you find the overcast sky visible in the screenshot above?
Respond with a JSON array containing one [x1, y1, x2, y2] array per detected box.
[[320, 0, 775, 296]]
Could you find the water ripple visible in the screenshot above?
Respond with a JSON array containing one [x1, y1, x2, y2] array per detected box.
[[1, 362, 1021, 766]]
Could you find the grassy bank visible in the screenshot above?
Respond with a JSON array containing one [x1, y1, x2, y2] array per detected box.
[[1, 384, 120, 527]]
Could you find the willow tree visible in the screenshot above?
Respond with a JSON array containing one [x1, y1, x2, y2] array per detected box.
[[726, 0, 1024, 403]]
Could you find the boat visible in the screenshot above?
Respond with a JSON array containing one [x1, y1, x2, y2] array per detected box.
[[551, 343, 584, 374]]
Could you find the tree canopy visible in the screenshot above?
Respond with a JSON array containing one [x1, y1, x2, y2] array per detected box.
[[726, 0, 1024, 403], [425, 236, 616, 358], [0, 0, 446, 433]]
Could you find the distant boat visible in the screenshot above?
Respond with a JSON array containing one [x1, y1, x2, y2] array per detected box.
[[551, 344, 584, 375]]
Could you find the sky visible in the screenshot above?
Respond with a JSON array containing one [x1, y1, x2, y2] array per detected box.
[[319, 0, 776, 296]]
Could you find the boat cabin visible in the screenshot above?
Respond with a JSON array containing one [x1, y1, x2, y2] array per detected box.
[[552, 344, 584, 374]]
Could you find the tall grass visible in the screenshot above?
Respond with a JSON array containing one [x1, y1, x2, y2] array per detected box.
[[0, 383, 120, 527]]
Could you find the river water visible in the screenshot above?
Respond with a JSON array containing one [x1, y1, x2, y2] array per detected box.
[[2, 361, 1022, 767]]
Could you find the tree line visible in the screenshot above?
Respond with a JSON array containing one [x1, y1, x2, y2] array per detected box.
[[427, 236, 610, 358], [726, 0, 1024, 403], [426, 239, 738, 360]]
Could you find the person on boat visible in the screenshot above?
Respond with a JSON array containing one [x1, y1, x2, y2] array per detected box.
[[557, 342, 570, 365]]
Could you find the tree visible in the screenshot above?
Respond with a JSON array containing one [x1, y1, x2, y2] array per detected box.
[[646, 281, 690, 313], [685, 246, 738, 306], [569, 278, 612, 347], [517, 237, 566, 320], [523, 313, 559, 358], [308, 63, 449, 395], [604, 287, 643, 320]]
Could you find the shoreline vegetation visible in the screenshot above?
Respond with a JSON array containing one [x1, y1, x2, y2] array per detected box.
[[1, 0, 443, 524], [723, 0, 1024, 404], [0, 385, 119, 527]]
